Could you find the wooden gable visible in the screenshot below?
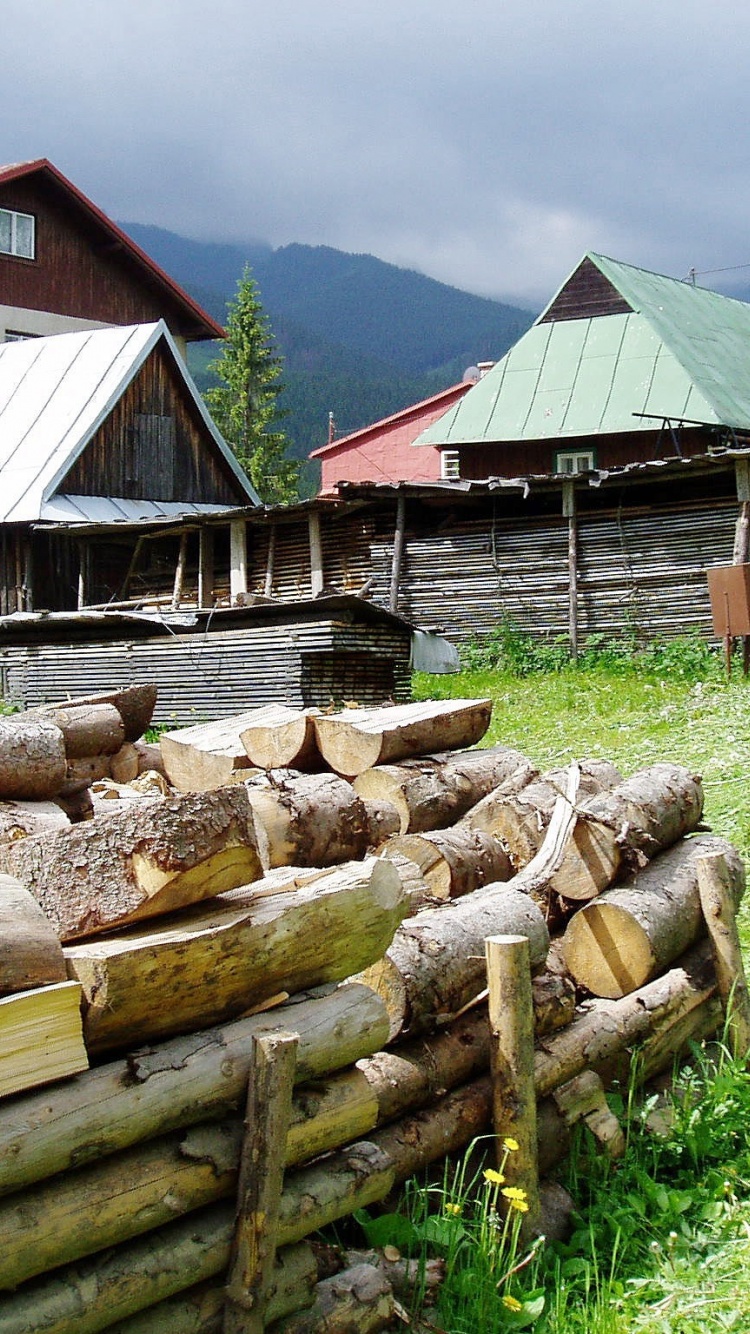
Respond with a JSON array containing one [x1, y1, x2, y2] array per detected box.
[[539, 256, 633, 323], [59, 342, 247, 507]]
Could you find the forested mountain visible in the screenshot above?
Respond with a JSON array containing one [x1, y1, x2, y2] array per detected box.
[[123, 222, 535, 492]]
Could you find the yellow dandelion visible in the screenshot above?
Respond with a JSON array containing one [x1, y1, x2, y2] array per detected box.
[[502, 1294, 523, 1312], [509, 1197, 529, 1213], [444, 1201, 463, 1216], [501, 1186, 527, 1201], [483, 1168, 506, 1185], [503, 1136, 520, 1152]]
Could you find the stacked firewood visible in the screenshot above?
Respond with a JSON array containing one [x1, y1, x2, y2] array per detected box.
[[0, 693, 745, 1334]]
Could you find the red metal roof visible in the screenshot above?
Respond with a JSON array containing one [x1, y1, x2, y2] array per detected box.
[[0, 159, 224, 341], [310, 380, 473, 458]]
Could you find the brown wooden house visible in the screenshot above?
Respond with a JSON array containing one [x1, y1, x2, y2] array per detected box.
[[0, 159, 223, 355]]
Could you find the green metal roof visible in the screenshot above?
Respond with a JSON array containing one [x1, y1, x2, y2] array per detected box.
[[418, 253, 750, 447]]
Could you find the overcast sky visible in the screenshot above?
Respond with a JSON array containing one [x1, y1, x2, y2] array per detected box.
[[4, 0, 750, 308]]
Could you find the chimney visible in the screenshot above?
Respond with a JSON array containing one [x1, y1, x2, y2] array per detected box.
[[477, 361, 495, 379]]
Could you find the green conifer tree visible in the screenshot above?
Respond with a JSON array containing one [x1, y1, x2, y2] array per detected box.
[[205, 266, 299, 504]]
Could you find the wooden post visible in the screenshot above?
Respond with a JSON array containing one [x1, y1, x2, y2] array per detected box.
[[563, 480, 578, 662], [733, 458, 750, 564], [230, 520, 248, 605], [77, 541, 89, 610], [264, 523, 277, 599], [308, 511, 324, 598], [485, 934, 541, 1235], [14, 533, 23, 613], [223, 1031, 299, 1334], [389, 493, 406, 616], [171, 531, 189, 611], [119, 534, 145, 605], [199, 527, 215, 608], [697, 851, 750, 1060]]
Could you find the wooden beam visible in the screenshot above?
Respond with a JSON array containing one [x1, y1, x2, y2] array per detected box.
[[308, 512, 324, 598], [485, 934, 541, 1236], [389, 494, 406, 616], [198, 527, 215, 609], [171, 532, 189, 611], [563, 480, 578, 662], [264, 524, 277, 599], [223, 1031, 299, 1334], [230, 521, 248, 604]]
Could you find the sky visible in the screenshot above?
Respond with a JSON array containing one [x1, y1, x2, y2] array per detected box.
[[4, 0, 750, 309]]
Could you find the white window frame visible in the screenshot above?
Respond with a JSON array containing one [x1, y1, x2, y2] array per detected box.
[[441, 449, 460, 480], [0, 208, 35, 259], [554, 449, 595, 475]]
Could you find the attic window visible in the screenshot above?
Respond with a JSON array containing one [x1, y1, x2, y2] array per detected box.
[[555, 449, 595, 475], [0, 209, 35, 260], [441, 450, 460, 480]]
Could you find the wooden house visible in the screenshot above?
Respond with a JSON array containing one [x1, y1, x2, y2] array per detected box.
[[0, 159, 223, 355], [418, 254, 750, 477], [0, 320, 258, 615]]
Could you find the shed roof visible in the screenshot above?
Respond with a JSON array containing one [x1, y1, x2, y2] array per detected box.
[[0, 159, 224, 342], [0, 321, 259, 522], [418, 253, 750, 447]]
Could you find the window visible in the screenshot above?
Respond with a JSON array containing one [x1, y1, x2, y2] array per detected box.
[[441, 449, 460, 480], [554, 449, 595, 475], [0, 209, 35, 259]]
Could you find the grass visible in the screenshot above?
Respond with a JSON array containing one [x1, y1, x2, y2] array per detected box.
[[390, 629, 750, 1332]]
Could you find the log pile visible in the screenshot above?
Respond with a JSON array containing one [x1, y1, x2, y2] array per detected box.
[[0, 690, 747, 1334]]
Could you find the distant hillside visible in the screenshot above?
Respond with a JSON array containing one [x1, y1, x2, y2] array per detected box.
[[122, 222, 535, 492]]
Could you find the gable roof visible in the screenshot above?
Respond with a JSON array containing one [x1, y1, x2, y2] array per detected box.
[[0, 159, 224, 342], [418, 252, 750, 447], [309, 380, 473, 459], [0, 321, 259, 522]]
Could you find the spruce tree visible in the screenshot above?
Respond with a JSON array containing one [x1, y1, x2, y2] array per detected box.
[[205, 266, 299, 504]]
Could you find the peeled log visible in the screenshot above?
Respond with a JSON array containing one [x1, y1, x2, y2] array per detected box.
[[356, 884, 549, 1041], [160, 712, 266, 791], [268, 1264, 395, 1334], [0, 875, 66, 994], [0, 786, 265, 941], [312, 698, 492, 778], [462, 760, 623, 869], [353, 746, 534, 834], [0, 982, 389, 1199], [379, 827, 512, 901], [562, 835, 744, 998], [550, 762, 705, 901], [33, 684, 157, 743], [0, 715, 66, 800], [245, 771, 386, 870], [241, 705, 321, 771], [64, 857, 407, 1052], [359, 1009, 492, 1125]]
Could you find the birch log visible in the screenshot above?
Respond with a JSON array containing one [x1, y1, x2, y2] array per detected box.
[[379, 827, 512, 900], [312, 699, 492, 777], [353, 746, 534, 834], [245, 771, 387, 869], [561, 835, 744, 997], [1, 786, 266, 941], [356, 884, 549, 1041], [64, 857, 407, 1052]]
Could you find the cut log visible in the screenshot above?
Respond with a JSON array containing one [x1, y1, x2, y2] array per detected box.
[[0, 715, 66, 799], [240, 705, 322, 771], [353, 745, 534, 835], [58, 754, 115, 792], [382, 851, 434, 913], [550, 762, 705, 901], [245, 771, 384, 870], [697, 849, 750, 1058], [1, 786, 266, 941], [379, 826, 512, 900], [0, 798, 70, 846], [312, 698, 492, 778], [40, 702, 126, 758], [64, 857, 407, 1053], [34, 683, 157, 743], [355, 883, 549, 1041], [0, 981, 88, 1099], [268, 1264, 395, 1334], [109, 743, 141, 784], [462, 759, 623, 869], [358, 1008, 492, 1125], [561, 835, 744, 998], [372, 1075, 494, 1181], [0, 876, 66, 994], [0, 982, 389, 1198], [160, 712, 266, 791], [133, 739, 168, 777]]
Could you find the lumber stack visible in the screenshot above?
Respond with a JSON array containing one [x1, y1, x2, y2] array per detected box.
[[0, 688, 747, 1334]]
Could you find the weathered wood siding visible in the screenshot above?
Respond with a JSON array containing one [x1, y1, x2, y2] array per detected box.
[[458, 429, 716, 479], [539, 256, 632, 322]]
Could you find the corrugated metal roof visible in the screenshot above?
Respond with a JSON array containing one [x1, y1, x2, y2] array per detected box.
[[418, 252, 750, 446], [0, 321, 259, 521]]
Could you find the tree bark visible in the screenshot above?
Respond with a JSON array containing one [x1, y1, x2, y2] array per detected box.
[[64, 857, 406, 1054], [0, 875, 66, 993], [0, 799, 70, 846], [240, 707, 322, 772], [379, 827, 512, 901], [268, 1264, 395, 1334], [0, 715, 67, 800], [160, 714, 266, 791], [245, 771, 386, 870], [486, 935, 540, 1233], [355, 884, 549, 1041], [353, 746, 534, 835], [1, 786, 266, 941], [561, 835, 744, 997], [0, 983, 389, 1199], [312, 699, 492, 777]]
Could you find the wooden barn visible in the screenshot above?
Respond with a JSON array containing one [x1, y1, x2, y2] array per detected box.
[[0, 158, 222, 351]]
